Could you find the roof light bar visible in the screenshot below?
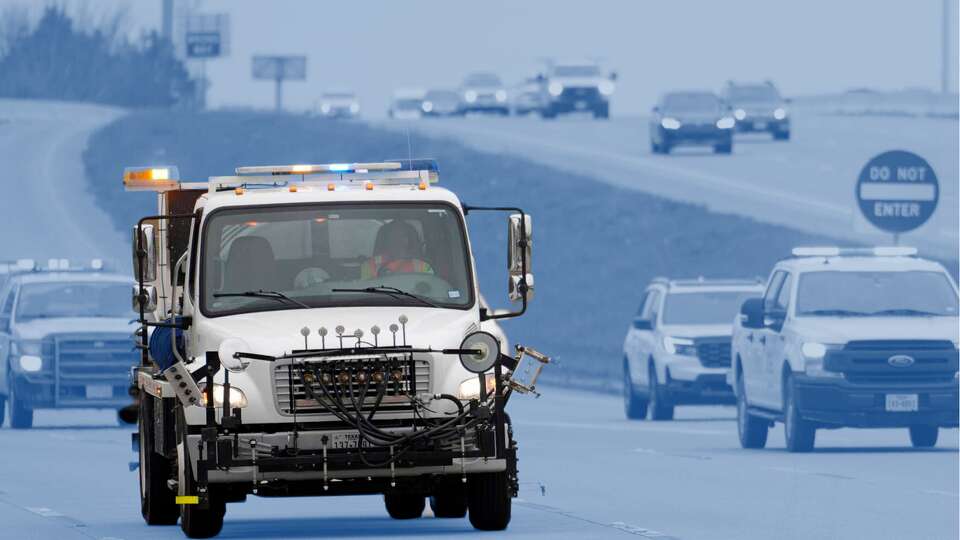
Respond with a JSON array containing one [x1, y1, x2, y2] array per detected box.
[[123, 166, 182, 191], [235, 162, 405, 176], [792, 246, 918, 257]]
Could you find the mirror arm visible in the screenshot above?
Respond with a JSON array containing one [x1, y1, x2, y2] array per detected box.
[[463, 203, 532, 322]]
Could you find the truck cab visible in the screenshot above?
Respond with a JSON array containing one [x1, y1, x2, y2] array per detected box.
[[731, 247, 959, 452], [125, 161, 548, 537], [538, 61, 616, 119], [0, 260, 135, 428]]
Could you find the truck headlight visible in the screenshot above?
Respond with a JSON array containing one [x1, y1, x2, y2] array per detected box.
[[19, 355, 43, 372], [663, 336, 696, 356], [320, 103, 331, 114], [548, 82, 563, 96], [199, 384, 248, 409], [716, 117, 736, 129], [660, 117, 681, 130], [495, 90, 507, 102], [802, 342, 842, 378], [457, 374, 497, 400], [350, 103, 360, 114], [801, 342, 827, 359], [598, 80, 615, 96], [464, 90, 478, 103], [733, 108, 746, 120], [773, 107, 787, 120]]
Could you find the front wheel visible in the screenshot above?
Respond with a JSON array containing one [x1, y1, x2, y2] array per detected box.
[[8, 374, 33, 429], [139, 396, 178, 525], [909, 425, 938, 448], [714, 141, 733, 154], [783, 374, 816, 453], [468, 471, 511, 531], [623, 359, 648, 420], [648, 364, 674, 421], [385, 494, 425, 519], [773, 130, 790, 141], [178, 411, 225, 538], [736, 372, 768, 449]]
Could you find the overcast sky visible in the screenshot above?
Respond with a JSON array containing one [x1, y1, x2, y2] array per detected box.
[[3, 1, 957, 115]]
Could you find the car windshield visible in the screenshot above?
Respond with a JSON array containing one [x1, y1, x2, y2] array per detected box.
[[464, 73, 501, 87], [662, 291, 759, 325], [727, 85, 780, 103], [795, 271, 959, 317], [553, 65, 600, 77], [16, 281, 132, 321], [662, 93, 721, 113], [202, 203, 474, 316]]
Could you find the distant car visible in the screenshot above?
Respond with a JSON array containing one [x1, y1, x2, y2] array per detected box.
[[539, 61, 615, 119], [318, 91, 360, 119], [623, 278, 765, 420], [510, 80, 545, 116], [388, 89, 426, 120], [649, 91, 735, 154], [731, 247, 959, 452], [0, 260, 136, 428], [421, 89, 462, 117], [458, 72, 509, 115], [721, 81, 790, 140]]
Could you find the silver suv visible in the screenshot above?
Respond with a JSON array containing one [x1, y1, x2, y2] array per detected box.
[[623, 278, 763, 420]]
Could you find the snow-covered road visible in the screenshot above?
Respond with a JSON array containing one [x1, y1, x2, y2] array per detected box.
[[0, 389, 956, 540]]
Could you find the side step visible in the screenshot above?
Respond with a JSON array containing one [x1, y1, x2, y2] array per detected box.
[[747, 406, 783, 423]]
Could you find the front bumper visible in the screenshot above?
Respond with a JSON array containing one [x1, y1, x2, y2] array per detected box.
[[10, 373, 130, 409], [662, 355, 733, 403], [662, 126, 732, 146], [793, 375, 959, 428]]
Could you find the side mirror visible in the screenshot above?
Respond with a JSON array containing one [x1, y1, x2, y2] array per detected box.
[[507, 213, 533, 302], [784, 97, 793, 104], [651, 105, 660, 113], [610, 71, 618, 81], [132, 223, 158, 282], [132, 284, 158, 312], [739, 297, 764, 329], [632, 317, 652, 330]]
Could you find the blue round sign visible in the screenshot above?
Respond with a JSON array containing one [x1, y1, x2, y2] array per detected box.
[[856, 150, 938, 234]]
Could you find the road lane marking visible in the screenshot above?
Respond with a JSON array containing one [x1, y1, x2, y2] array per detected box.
[[524, 420, 729, 436], [516, 500, 680, 539], [920, 489, 959, 498], [633, 447, 712, 460]]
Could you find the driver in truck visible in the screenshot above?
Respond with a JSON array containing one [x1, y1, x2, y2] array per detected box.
[[361, 220, 434, 279]]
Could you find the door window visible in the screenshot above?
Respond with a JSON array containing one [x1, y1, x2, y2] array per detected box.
[[763, 271, 786, 312], [774, 273, 793, 312]]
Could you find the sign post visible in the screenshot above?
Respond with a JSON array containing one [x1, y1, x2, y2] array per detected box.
[[856, 150, 939, 244], [252, 56, 307, 112]]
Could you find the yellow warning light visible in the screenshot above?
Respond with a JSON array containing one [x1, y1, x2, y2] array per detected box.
[[364, 182, 374, 191], [327, 183, 336, 191], [418, 181, 428, 190], [289, 184, 298, 192], [291, 164, 313, 173], [123, 166, 180, 191], [235, 187, 245, 195]]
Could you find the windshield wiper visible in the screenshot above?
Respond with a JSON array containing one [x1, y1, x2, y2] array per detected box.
[[800, 309, 870, 317], [213, 290, 311, 309], [867, 308, 942, 317], [331, 286, 439, 308]]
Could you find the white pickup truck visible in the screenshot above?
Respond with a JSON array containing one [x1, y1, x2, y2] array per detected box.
[[730, 247, 959, 452]]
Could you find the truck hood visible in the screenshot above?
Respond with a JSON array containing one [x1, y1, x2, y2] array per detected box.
[[659, 323, 733, 339], [195, 306, 481, 357], [551, 76, 605, 88], [790, 316, 959, 344], [13, 317, 135, 340]]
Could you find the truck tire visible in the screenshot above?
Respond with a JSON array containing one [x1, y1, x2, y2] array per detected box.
[[650, 140, 660, 154], [139, 396, 178, 525], [909, 425, 938, 448], [773, 130, 790, 141], [540, 107, 556, 120], [429, 478, 468, 518], [714, 141, 733, 154], [736, 371, 768, 449], [623, 359, 648, 419], [783, 374, 816, 453], [384, 494, 425, 519], [468, 471, 511, 531], [178, 412, 225, 538], [648, 363, 674, 421], [8, 374, 33, 429], [593, 104, 609, 119]]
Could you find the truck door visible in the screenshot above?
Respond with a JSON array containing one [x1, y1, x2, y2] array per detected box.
[[763, 272, 792, 409], [624, 290, 651, 386], [0, 286, 16, 395], [630, 289, 661, 389], [744, 271, 785, 407]]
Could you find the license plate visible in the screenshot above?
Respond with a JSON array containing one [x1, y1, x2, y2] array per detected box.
[[330, 432, 371, 450], [575, 100, 587, 109], [754, 121, 767, 130], [885, 394, 918, 412], [86, 385, 113, 399]]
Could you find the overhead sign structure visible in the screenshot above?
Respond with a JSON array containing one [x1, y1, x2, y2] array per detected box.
[[856, 150, 938, 235], [252, 56, 307, 112]]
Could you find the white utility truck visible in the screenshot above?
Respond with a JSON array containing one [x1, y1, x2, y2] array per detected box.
[[125, 160, 549, 537]]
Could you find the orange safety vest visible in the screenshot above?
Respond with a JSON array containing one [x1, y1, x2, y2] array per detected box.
[[361, 255, 433, 279]]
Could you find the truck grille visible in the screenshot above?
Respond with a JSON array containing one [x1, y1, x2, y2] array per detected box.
[[561, 87, 600, 100], [696, 338, 732, 368], [827, 340, 959, 385], [274, 356, 430, 415], [53, 334, 135, 404]]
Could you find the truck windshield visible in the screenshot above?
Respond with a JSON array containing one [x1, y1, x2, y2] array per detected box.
[[727, 85, 780, 103], [201, 203, 475, 316], [16, 282, 132, 321], [795, 271, 959, 317], [662, 291, 758, 325]]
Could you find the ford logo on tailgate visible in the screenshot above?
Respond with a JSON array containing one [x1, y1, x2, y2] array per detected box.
[[887, 355, 915, 368]]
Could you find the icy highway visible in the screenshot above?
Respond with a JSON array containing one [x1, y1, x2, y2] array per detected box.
[[378, 113, 959, 259], [0, 389, 956, 540]]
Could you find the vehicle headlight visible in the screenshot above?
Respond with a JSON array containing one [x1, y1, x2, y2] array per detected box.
[[598, 80, 615, 96], [548, 82, 564, 96], [733, 108, 746, 120], [422, 101, 434, 113], [464, 90, 477, 103], [200, 384, 248, 409], [660, 117, 681, 130], [19, 355, 43, 372], [773, 107, 787, 120], [320, 103, 331, 114], [349, 103, 360, 114], [802, 342, 843, 378], [662, 336, 697, 356], [716, 117, 736, 129], [495, 90, 507, 102], [457, 374, 497, 400], [801, 342, 827, 359]]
